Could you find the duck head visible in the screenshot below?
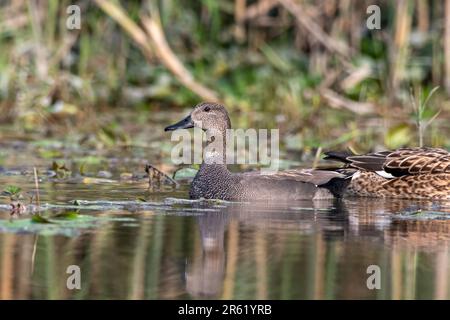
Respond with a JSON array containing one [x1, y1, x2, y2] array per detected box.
[[164, 102, 231, 133]]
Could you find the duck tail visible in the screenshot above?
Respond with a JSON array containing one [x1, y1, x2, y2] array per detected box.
[[312, 168, 354, 198], [323, 150, 354, 164], [320, 174, 353, 198]]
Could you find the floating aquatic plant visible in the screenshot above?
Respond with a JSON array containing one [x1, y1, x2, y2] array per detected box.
[[2, 185, 23, 201]]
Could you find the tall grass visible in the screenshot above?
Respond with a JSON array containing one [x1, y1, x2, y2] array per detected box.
[[0, 0, 449, 149], [410, 86, 441, 147]]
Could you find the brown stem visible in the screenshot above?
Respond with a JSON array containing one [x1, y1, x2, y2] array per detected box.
[[94, 0, 220, 103], [279, 0, 352, 59]]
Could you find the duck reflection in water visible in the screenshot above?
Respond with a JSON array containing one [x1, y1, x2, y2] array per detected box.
[[185, 199, 347, 298], [184, 197, 450, 299]]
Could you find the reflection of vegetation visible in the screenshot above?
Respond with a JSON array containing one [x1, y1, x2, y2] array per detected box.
[[0, 1, 449, 151], [1, 199, 450, 299]]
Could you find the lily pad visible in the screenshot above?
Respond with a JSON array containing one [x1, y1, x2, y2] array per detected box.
[[173, 167, 198, 180], [0, 212, 137, 236], [397, 210, 450, 220], [31, 214, 53, 224], [53, 211, 79, 220]]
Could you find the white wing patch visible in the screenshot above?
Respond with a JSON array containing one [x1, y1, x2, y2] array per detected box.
[[375, 170, 395, 179], [351, 171, 361, 180]]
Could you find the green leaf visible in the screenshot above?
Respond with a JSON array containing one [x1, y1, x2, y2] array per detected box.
[[422, 86, 439, 111], [53, 211, 79, 220], [173, 167, 198, 180], [3, 185, 22, 196], [31, 214, 54, 224], [38, 149, 63, 159]]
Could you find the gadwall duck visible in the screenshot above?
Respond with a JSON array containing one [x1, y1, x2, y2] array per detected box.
[[324, 147, 450, 200], [165, 102, 351, 201]]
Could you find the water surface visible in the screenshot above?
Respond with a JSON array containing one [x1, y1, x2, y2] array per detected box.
[[1, 123, 450, 300]]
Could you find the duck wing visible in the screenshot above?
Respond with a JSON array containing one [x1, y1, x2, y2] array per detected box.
[[240, 168, 351, 198], [243, 169, 348, 186], [345, 147, 450, 177]]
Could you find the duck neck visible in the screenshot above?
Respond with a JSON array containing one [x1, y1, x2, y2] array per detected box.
[[201, 128, 228, 170]]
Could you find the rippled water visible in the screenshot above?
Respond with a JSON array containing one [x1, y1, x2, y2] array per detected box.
[[1, 128, 450, 299]]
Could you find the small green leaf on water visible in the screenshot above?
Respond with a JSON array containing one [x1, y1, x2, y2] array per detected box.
[[173, 167, 198, 180], [137, 197, 147, 202], [54, 211, 79, 220], [31, 214, 54, 224], [74, 155, 104, 165], [3, 185, 22, 196], [38, 149, 63, 159]]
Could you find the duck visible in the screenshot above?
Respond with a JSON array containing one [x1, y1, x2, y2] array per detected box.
[[324, 147, 450, 200], [164, 102, 351, 201]]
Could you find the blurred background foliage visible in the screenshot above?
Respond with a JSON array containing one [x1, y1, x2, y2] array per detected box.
[[0, 0, 450, 152]]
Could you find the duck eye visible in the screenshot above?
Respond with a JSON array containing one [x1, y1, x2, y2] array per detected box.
[[204, 106, 211, 112]]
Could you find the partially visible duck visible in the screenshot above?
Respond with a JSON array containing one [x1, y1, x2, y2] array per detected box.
[[324, 147, 450, 200], [164, 102, 351, 201]]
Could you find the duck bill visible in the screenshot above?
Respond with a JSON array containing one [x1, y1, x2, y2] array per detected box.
[[164, 115, 194, 131]]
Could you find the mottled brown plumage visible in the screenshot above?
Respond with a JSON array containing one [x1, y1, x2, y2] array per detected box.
[[325, 148, 450, 200]]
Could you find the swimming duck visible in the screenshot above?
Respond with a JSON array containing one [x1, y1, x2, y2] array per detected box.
[[324, 148, 450, 200], [164, 102, 351, 201]]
